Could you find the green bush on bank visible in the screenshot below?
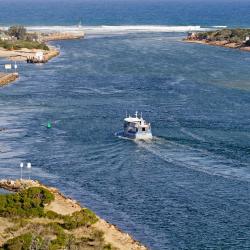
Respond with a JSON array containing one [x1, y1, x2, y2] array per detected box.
[[0, 187, 54, 217], [47, 222, 68, 250], [0, 187, 103, 249], [0, 40, 49, 51], [62, 208, 98, 230], [195, 29, 250, 44], [1, 233, 44, 250]]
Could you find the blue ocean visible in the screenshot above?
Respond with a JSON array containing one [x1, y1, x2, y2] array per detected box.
[[0, 0, 250, 249]]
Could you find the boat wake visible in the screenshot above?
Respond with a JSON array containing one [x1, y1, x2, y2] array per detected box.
[[136, 137, 250, 182]]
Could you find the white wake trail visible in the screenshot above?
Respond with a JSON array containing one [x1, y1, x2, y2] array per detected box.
[[136, 138, 250, 182]]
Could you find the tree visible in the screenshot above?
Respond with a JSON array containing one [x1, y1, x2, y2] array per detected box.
[[8, 25, 27, 40]]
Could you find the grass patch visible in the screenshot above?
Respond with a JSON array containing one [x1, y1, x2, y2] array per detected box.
[[0, 40, 49, 50]]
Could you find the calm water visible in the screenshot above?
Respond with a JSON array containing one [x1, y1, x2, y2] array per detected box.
[[0, 1, 250, 249]]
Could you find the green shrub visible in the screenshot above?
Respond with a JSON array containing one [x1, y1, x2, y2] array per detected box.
[[2, 233, 44, 250], [0, 187, 54, 218], [46, 223, 67, 250], [45, 210, 63, 220], [62, 209, 98, 230]]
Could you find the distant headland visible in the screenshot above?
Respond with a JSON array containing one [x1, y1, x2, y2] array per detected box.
[[184, 28, 250, 52]]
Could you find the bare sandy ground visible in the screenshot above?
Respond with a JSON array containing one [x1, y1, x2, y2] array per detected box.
[[0, 46, 59, 61]]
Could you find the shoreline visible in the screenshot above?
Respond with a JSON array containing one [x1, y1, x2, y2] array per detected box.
[[0, 72, 19, 86], [0, 45, 60, 62], [0, 179, 148, 250], [184, 39, 250, 52], [0, 30, 84, 86], [184, 28, 250, 52]]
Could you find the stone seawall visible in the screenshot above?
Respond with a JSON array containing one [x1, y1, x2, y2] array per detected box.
[[41, 31, 85, 42], [0, 72, 19, 86]]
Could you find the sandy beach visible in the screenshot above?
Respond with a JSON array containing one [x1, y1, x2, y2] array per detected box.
[[0, 46, 59, 62]]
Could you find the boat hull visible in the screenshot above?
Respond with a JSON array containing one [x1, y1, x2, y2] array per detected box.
[[115, 131, 153, 140]]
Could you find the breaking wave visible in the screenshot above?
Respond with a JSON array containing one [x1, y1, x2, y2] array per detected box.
[[0, 25, 217, 35], [212, 25, 228, 28], [83, 25, 210, 34]]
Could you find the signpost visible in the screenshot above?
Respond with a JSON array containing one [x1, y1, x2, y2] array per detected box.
[[20, 162, 24, 180], [4, 64, 12, 72], [14, 62, 17, 72], [27, 162, 32, 180]]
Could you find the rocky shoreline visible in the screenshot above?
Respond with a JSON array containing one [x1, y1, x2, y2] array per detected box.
[[0, 72, 19, 86], [184, 39, 250, 52], [184, 28, 250, 52], [0, 179, 148, 250]]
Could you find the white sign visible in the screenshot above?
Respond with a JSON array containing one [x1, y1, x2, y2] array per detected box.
[[4, 64, 12, 70]]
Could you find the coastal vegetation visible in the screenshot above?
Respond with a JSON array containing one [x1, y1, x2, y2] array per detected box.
[[0, 40, 49, 51], [185, 28, 250, 52], [7, 25, 27, 40], [0, 187, 54, 217], [192, 29, 250, 44], [0, 186, 114, 250], [0, 25, 49, 51]]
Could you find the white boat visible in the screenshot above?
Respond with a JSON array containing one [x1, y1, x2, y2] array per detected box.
[[116, 111, 153, 140]]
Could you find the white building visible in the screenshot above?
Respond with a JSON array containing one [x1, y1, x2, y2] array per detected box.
[[35, 51, 44, 61]]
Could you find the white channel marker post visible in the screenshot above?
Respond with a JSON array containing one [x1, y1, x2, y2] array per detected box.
[[20, 162, 24, 180], [27, 162, 32, 180]]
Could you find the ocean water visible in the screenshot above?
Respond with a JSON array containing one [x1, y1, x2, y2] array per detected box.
[[0, 1, 250, 249]]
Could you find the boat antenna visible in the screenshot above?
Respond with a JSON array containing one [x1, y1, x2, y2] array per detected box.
[[135, 111, 138, 118], [141, 112, 143, 119], [126, 110, 128, 117]]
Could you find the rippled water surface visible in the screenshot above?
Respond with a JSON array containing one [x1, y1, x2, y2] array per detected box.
[[0, 32, 249, 249], [0, 1, 250, 249]]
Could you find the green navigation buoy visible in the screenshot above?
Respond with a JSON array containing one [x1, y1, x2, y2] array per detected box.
[[47, 121, 52, 129]]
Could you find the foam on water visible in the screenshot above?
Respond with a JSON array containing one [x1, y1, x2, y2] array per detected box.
[[212, 26, 228, 28], [0, 25, 215, 35], [83, 25, 211, 34]]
